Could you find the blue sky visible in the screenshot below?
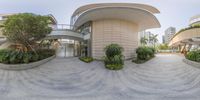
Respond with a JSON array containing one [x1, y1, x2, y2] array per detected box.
[[0, 0, 200, 42]]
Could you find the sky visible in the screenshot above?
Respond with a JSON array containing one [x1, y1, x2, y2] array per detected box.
[[0, 0, 200, 43]]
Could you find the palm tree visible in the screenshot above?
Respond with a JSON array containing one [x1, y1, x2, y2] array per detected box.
[[140, 37, 148, 46], [149, 34, 158, 48]]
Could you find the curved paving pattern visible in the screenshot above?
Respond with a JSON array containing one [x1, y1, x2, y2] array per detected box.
[[0, 54, 200, 100]]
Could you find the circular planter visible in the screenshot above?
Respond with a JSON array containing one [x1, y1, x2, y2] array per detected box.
[[0, 55, 55, 70], [183, 58, 200, 68]]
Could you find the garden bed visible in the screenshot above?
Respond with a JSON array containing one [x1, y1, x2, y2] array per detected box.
[[79, 57, 94, 63], [183, 58, 200, 68], [0, 55, 55, 70]]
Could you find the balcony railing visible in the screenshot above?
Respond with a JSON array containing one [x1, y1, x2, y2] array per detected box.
[[50, 24, 78, 30], [48, 24, 91, 40]]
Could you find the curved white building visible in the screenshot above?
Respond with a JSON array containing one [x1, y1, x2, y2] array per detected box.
[[169, 14, 200, 52], [189, 14, 200, 26], [48, 3, 161, 59]]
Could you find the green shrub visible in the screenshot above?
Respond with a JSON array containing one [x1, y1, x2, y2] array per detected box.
[[79, 57, 94, 63], [105, 64, 123, 70], [23, 53, 30, 63], [104, 44, 123, 58], [186, 50, 200, 62], [133, 46, 155, 64], [104, 55, 124, 65], [0, 49, 55, 64], [0, 50, 10, 64], [136, 46, 155, 60], [104, 44, 124, 70]]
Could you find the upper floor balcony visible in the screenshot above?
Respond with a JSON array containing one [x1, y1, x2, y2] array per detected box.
[[49, 24, 77, 30], [47, 24, 91, 41]]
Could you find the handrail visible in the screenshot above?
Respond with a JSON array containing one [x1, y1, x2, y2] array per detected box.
[[49, 24, 90, 35], [50, 24, 78, 30]]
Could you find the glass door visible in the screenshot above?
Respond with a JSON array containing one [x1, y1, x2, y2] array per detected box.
[[74, 41, 81, 57]]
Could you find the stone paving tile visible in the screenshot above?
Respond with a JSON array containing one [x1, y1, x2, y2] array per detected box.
[[0, 54, 200, 100]]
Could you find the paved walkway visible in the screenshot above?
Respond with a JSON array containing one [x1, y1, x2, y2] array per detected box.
[[0, 54, 200, 100]]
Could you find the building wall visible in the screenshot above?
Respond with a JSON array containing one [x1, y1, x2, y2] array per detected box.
[[164, 27, 176, 43], [169, 28, 200, 46], [92, 19, 139, 59]]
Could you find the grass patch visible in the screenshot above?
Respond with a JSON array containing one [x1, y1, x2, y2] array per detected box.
[[79, 57, 94, 63], [105, 64, 123, 70]]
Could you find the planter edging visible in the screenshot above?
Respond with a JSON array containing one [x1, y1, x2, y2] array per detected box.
[[0, 55, 56, 70], [183, 58, 200, 68]]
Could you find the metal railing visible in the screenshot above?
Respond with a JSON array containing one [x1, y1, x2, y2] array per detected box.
[[49, 24, 91, 40], [50, 24, 78, 30]]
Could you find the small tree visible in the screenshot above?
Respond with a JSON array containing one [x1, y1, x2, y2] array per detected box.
[[149, 34, 158, 48], [140, 37, 148, 46], [2, 13, 52, 51]]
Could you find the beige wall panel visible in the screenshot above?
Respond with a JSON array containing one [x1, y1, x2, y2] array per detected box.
[[92, 19, 139, 59]]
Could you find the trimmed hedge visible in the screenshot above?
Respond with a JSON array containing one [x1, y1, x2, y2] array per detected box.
[[186, 50, 200, 62], [79, 57, 94, 63], [0, 49, 55, 64]]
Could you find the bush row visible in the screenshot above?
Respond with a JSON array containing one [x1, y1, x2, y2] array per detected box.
[[0, 49, 55, 64], [186, 50, 200, 62]]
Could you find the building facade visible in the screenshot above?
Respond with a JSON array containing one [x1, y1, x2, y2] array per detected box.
[[162, 35, 165, 44], [169, 15, 200, 51], [69, 3, 161, 59], [0, 3, 161, 59], [164, 27, 176, 44]]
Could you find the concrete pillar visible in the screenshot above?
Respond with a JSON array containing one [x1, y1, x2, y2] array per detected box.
[[187, 44, 192, 52], [87, 39, 92, 57], [178, 45, 181, 52]]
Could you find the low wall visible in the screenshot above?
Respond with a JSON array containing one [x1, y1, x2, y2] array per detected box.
[[183, 58, 200, 68], [0, 55, 55, 70]]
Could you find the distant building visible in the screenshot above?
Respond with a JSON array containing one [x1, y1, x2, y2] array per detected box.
[[164, 27, 176, 43], [162, 35, 165, 44], [140, 31, 154, 46]]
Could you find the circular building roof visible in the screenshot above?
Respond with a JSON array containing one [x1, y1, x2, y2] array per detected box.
[[72, 3, 160, 17], [72, 3, 161, 31]]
